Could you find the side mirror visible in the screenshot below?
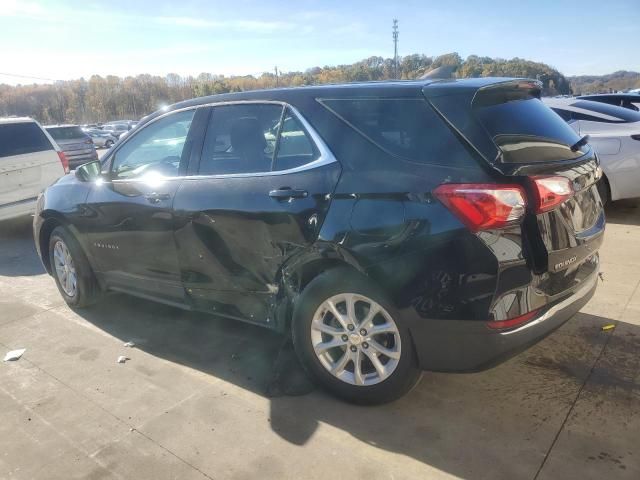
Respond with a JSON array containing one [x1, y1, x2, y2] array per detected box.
[[75, 160, 103, 182]]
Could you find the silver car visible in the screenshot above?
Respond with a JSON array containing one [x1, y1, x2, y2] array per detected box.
[[85, 129, 117, 148], [101, 122, 130, 138]]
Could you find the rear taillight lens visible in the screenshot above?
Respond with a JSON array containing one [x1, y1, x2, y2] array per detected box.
[[530, 176, 574, 213], [433, 183, 527, 232], [487, 309, 540, 330], [57, 151, 69, 174]]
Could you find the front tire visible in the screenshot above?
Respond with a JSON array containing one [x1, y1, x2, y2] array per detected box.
[[292, 268, 421, 404], [49, 226, 101, 308]]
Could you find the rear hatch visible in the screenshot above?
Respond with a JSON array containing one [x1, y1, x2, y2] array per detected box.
[[425, 79, 604, 298], [46, 126, 94, 153]]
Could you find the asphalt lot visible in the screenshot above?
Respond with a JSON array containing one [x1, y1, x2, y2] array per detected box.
[[0, 199, 638, 480]]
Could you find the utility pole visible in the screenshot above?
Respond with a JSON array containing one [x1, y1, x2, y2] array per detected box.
[[392, 19, 399, 79], [275, 66, 279, 87]]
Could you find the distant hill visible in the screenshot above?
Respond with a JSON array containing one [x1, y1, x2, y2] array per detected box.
[[569, 71, 640, 94], [0, 53, 577, 124]]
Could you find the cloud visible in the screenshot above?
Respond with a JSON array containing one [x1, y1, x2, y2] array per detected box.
[[0, 0, 46, 16], [154, 16, 297, 33]]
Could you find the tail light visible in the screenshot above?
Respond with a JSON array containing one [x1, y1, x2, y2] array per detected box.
[[57, 151, 69, 174], [487, 309, 540, 330], [433, 184, 527, 232], [530, 176, 574, 213]]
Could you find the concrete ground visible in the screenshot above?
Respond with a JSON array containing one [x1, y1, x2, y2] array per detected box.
[[0, 201, 638, 480]]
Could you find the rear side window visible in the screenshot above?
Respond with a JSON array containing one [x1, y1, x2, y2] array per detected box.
[[319, 98, 474, 166], [0, 122, 53, 158], [272, 109, 319, 171], [474, 89, 585, 163], [571, 100, 640, 123], [199, 104, 284, 175], [46, 126, 85, 140]]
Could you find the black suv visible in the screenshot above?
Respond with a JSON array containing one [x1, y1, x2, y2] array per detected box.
[[34, 78, 605, 404]]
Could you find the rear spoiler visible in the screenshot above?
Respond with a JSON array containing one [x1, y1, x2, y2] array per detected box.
[[471, 80, 543, 107]]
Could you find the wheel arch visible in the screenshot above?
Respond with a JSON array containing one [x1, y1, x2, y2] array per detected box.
[[38, 214, 93, 276], [273, 245, 369, 332]]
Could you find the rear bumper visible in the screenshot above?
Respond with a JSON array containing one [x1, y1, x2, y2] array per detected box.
[[409, 269, 599, 372], [64, 150, 98, 169]]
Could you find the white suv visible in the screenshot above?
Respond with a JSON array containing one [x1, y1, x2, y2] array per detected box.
[[0, 117, 68, 221]]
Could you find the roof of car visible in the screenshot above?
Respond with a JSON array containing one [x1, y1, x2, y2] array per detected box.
[[141, 77, 535, 127], [0, 116, 36, 124]]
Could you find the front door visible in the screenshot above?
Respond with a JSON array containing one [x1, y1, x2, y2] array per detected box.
[[85, 108, 198, 303], [173, 103, 341, 324]]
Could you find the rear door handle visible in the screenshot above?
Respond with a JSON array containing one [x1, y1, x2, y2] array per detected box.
[[269, 188, 308, 200], [145, 192, 171, 204]]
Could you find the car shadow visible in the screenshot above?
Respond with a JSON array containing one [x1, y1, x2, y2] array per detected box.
[[73, 292, 639, 478], [606, 199, 640, 226], [0, 216, 46, 276]]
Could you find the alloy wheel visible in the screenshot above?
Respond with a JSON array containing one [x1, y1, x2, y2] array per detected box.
[[53, 240, 77, 297], [310, 293, 401, 386]]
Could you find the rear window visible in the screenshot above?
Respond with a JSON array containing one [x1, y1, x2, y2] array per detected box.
[[571, 100, 640, 123], [474, 88, 586, 163], [0, 122, 53, 158], [46, 126, 85, 140], [319, 98, 475, 166]]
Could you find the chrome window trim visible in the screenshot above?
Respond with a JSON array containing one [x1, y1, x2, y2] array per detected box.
[[108, 101, 337, 184]]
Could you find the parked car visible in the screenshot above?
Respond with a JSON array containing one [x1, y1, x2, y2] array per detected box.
[[0, 117, 67, 221], [543, 97, 640, 203], [101, 123, 130, 139], [577, 94, 640, 112], [85, 129, 117, 149], [34, 79, 604, 404], [44, 125, 99, 170]]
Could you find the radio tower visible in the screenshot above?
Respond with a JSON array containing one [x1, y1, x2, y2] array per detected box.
[[392, 19, 399, 79]]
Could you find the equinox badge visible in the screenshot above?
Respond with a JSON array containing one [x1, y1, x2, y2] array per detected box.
[[554, 256, 577, 271]]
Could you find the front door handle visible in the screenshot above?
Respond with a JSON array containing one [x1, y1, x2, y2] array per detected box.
[[145, 192, 171, 204], [269, 188, 308, 200]]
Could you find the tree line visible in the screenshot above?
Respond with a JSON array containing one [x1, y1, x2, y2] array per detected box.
[[0, 52, 576, 124], [569, 71, 640, 95]]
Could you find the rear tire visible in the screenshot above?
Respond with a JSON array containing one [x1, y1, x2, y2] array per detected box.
[[292, 268, 421, 404], [49, 226, 101, 308]]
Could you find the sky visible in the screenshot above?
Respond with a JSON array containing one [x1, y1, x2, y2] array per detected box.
[[1, 0, 639, 85]]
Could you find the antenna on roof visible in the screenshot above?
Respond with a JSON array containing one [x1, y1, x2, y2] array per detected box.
[[392, 19, 399, 79]]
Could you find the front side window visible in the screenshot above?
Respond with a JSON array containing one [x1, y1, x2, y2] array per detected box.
[[198, 104, 284, 175], [111, 109, 194, 179]]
